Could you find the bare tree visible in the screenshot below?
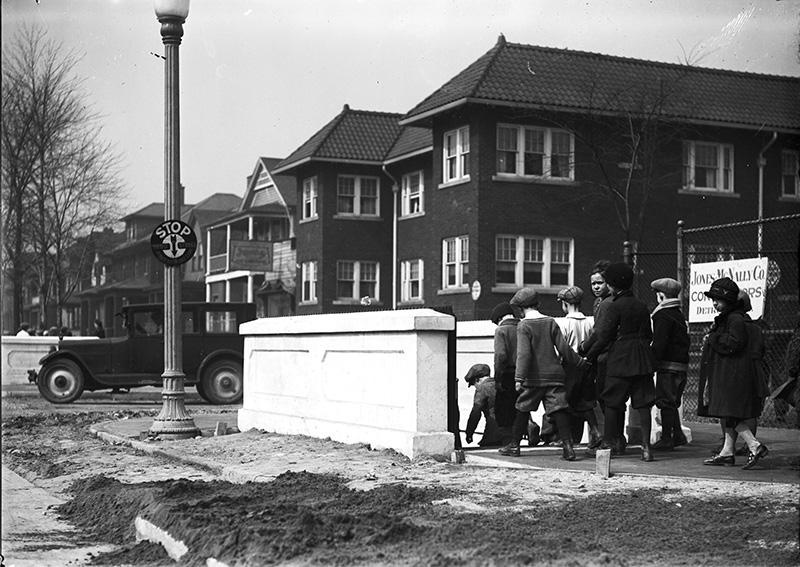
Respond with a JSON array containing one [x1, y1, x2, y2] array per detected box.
[[2, 25, 127, 329]]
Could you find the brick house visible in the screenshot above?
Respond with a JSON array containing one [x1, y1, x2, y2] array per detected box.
[[276, 36, 800, 321]]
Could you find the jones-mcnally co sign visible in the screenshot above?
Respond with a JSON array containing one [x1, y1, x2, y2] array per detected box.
[[688, 257, 768, 323]]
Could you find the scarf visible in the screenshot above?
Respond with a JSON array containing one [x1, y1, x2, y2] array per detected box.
[[651, 298, 682, 319]]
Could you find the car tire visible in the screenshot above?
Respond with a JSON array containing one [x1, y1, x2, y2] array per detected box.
[[195, 380, 211, 404], [38, 359, 85, 404], [200, 359, 243, 405]]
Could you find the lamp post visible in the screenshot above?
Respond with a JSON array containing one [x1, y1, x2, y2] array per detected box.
[[149, 0, 200, 439]]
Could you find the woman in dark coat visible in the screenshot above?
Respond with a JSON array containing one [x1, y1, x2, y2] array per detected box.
[[700, 277, 769, 470]]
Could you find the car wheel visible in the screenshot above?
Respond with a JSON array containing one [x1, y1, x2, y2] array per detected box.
[[201, 359, 243, 405], [38, 359, 85, 404], [195, 380, 211, 403]]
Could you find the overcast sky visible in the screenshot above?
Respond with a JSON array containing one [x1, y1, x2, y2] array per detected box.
[[3, 0, 799, 215]]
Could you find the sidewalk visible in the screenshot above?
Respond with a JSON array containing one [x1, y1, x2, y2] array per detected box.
[[90, 412, 800, 485]]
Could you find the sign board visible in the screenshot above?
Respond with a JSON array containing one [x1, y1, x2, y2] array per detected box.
[[229, 240, 272, 271], [150, 220, 197, 267], [688, 257, 768, 323], [470, 280, 482, 301]]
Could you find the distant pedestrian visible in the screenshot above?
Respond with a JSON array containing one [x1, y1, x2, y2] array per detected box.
[[93, 319, 106, 338], [15, 323, 32, 337], [555, 286, 602, 449], [463, 363, 502, 447], [649, 278, 690, 451], [585, 262, 657, 462], [700, 277, 770, 470], [503, 288, 590, 461]]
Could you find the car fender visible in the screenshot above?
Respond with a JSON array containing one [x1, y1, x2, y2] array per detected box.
[[197, 349, 244, 380], [36, 351, 97, 386]]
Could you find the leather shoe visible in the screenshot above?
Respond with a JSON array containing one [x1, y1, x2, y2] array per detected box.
[[703, 454, 735, 467], [651, 438, 674, 451], [641, 444, 654, 462], [587, 430, 603, 450], [610, 440, 626, 456], [562, 444, 577, 461], [498, 444, 520, 457], [742, 444, 769, 470], [673, 430, 688, 447]]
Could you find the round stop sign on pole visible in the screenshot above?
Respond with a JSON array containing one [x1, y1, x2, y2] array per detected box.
[[151, 219, 197, 266]]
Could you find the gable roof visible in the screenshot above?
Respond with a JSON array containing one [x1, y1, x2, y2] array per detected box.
[[274, 105, 421, 173], [242, 157, 297, 211], [400, 35, 800, 132]]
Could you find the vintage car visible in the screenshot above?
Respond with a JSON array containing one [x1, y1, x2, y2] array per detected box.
[[28, 302, 256, 405]]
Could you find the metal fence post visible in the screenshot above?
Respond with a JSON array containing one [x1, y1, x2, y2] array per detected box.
[[677, 220, 685, 305]]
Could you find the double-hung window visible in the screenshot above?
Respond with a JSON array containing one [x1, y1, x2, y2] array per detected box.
[[302, 177, 318, 220], [301, 261, 317, 303], [401, 259, 423, 302], [401, 171, 424, 216], [337, 176, 379, 216], [496, 125, 574, 179], [495, 235, 573, 288], [682, 141, 734, 192], [443, 127, 470, 183], [336, 261, 379, 301], [782, 150, 799, 198], [442, 236, 469, 289]]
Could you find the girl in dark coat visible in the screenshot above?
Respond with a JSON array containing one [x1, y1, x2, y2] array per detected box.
[[700, 277, 770, 470]]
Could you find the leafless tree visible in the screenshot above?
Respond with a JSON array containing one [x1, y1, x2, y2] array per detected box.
[[2, 25, 127, 329]]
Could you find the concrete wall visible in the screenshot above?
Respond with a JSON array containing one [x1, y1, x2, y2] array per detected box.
[[238, 309, 456, 459], [2, 337, 59, 387]]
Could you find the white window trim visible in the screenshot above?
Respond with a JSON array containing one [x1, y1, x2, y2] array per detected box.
[[300, 261, 317, 304], [441, 236, 469, 290], [400, 171, 425, 217], [682, 141, 735, 193], [400, 259, 424, 303], [493, 235, 574, 291], [301, 177, 318, 221], [334, 260, 380, 303], [496, 124, 575, 180], [443, 126, 470, 184], [781, 150, 800, 199], [335, 175, 380, 217]]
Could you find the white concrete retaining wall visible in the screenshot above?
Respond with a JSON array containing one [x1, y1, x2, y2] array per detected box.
[[238, 309, 456, 459], [2, 337, 59, 387]]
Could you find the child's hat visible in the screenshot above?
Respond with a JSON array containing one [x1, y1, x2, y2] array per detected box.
[[650, 278, 681, 296], [490, 302, 515, 324], [603, 262, 633, 290], [557, 286, 583, 304], [510, 288, 539, 308], [704, 277, 739, 303], [464, 363, 491, 387]]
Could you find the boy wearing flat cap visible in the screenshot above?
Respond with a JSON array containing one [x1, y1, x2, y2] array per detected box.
[[650, 278, 690, 450], [506, 287, 590, 461], [585, 262, 658, 462], [555, 286, 603, 449], [463, 363, 502, 447]]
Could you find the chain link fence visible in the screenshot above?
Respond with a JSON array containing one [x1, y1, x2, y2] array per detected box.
[[628, 214, 800, 429]]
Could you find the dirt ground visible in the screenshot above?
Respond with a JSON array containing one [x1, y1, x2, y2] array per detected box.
[[2, 397, 799, 567]]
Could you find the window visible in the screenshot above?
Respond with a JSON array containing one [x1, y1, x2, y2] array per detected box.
[[443, 127, 470, 183], [442, 236, 469, 289], [682, 142, 734, 192], [301, 261, 317, 303], [206, 310, 239, 333], [401, 171, 424, 216], [496, 125, 574, 179], [337, 175, 379, 216], [401, 259, 423, 301], [336, 261, 379, 301], [782, 150, 799, 198], [302, 177, 318, 220], [495, 235, 573, 288]]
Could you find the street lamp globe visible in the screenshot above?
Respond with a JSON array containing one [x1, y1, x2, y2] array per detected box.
[[154, 0, 190, 20]]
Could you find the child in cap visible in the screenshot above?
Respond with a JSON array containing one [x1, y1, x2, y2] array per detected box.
[[649, 278, 690, 450], [505, 288, 590, 461], [463, 363, 502, 446], [555, 286, 602, 449]]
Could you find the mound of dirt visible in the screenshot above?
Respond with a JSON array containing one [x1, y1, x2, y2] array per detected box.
[[57, 472, 799, 567]]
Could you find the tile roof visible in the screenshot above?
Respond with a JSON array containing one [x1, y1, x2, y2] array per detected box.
[[401, 35, 800, 131], [274, 105, 423, 173], [385, 126, 432, 163]]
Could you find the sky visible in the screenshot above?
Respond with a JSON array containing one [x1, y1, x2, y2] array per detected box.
[[2, 0, 799, 215]]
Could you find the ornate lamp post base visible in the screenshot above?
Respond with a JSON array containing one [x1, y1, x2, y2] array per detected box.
[[148, 373, 200, 439]]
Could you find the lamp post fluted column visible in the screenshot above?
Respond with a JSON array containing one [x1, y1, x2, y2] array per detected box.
[[149, 0, 199, 439]]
